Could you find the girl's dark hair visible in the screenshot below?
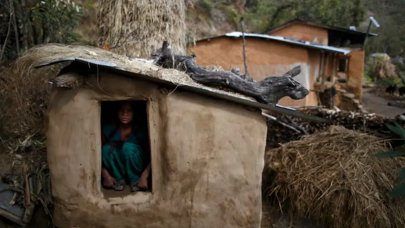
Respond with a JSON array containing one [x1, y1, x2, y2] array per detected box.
[[117, 100, 134, 110]]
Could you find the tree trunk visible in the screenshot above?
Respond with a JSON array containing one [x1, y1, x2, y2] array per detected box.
[[97, 0, 186, 58]]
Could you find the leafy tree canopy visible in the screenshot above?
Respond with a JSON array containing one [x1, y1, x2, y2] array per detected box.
[[244, 0, 365, 33], [0, 0, 82, 63]]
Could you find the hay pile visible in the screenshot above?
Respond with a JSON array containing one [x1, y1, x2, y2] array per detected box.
[[265, 125, 405, 228], [369, 53, 398, 80], [98, 0, 186, 58]]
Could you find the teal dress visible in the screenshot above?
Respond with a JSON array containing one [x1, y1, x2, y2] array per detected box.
[[102, 124, 148, 184]]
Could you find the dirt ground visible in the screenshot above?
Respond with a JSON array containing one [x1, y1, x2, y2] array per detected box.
[[361, 87, 405, 118]]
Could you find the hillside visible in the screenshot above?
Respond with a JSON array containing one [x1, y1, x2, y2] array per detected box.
[[1, 0, 403, 63], [365, 0, 405, 56], [184, 0, 403, 56]]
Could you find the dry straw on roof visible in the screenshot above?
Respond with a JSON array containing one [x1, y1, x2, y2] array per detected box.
[[265, 125, 405, 228]]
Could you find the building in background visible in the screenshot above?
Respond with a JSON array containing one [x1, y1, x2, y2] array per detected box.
[[189, 19, 375, 108]]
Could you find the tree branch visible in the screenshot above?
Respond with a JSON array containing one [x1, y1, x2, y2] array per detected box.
[[153, 42, 309, 104], [0, 0, 13, 63], [11, 0, 20, 56]]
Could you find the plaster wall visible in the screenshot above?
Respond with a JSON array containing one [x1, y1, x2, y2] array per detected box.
[[269, 23, 329, 45], [47, 72, 267, 227], [190, 38, 319, 106], [346, 49, 365, 98], [324, 53, 336, 79], [307, 50, 322, 105]]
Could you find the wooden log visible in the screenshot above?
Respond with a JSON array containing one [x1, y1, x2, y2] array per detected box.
[[153, 41, 309, 104]]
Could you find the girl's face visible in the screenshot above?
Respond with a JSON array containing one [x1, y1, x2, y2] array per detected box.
[[118, 103, 134, 125]]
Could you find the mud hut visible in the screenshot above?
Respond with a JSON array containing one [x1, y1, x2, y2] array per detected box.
[[28, 45, 268, 228], [190, 20, 376, 108]]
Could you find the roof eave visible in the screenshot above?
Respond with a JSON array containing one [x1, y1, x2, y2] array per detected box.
[[269, 19, 377, 37], [224, 32, 351, 55], [37, 58, 327, 123]]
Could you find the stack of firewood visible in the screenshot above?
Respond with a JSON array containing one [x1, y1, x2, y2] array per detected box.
[[266, 107, 393, 149]]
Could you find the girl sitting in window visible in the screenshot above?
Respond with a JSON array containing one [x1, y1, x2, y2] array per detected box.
[[101, 101, 151, 192]]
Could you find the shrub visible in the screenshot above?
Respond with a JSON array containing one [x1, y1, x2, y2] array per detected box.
[[0, 0, 82, 63]]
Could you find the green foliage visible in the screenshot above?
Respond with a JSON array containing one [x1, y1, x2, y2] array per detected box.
[[224, 5, 241, 26], [189, 0, 401, 57], [244, 1, 293, 32], [0, 0, 82, 63], [376, 122, 405, 198], [188, 0, 367, 41], [31, 0, 82, 43], [197, 0, 213, 12], [386, 122, 405, 140], [373, 78, 402, 88], [244, 0, 366, 32], [365, 0, 405, 56]]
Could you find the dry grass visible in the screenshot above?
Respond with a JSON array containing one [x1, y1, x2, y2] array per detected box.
[[370, 54, 398, 80], [0, 44, 117, 142], [265, 125, 405, 228], [97, 0, 186, 58], [0, 65, 58, 140]]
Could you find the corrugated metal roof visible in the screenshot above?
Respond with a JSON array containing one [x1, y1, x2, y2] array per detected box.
[[225, 32, 351, 55], [268, 19, 377, 37], [25, 44, 326, 122]]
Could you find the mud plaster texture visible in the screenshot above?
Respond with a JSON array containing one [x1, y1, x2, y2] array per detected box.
[[47, 72, 267, 228], [190, 37, 319, 107], [269, 22, 329, 45], [271, 24, 365, 100]]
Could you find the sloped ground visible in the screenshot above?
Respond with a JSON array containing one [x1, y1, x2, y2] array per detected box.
[[362, 87, 404, 118]]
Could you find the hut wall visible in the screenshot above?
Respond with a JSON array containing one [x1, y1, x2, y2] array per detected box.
[[190, 37, 319, 106], [269, 23, 329, 45], [307, 49, 322, 105], [47, 72, 267, 228], [346, 48, 364, 99]]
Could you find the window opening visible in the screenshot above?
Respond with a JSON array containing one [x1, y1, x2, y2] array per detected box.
[[336, 57, 349, 83], [337, 58, 348, 73], [100, 100, 151, 197]]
